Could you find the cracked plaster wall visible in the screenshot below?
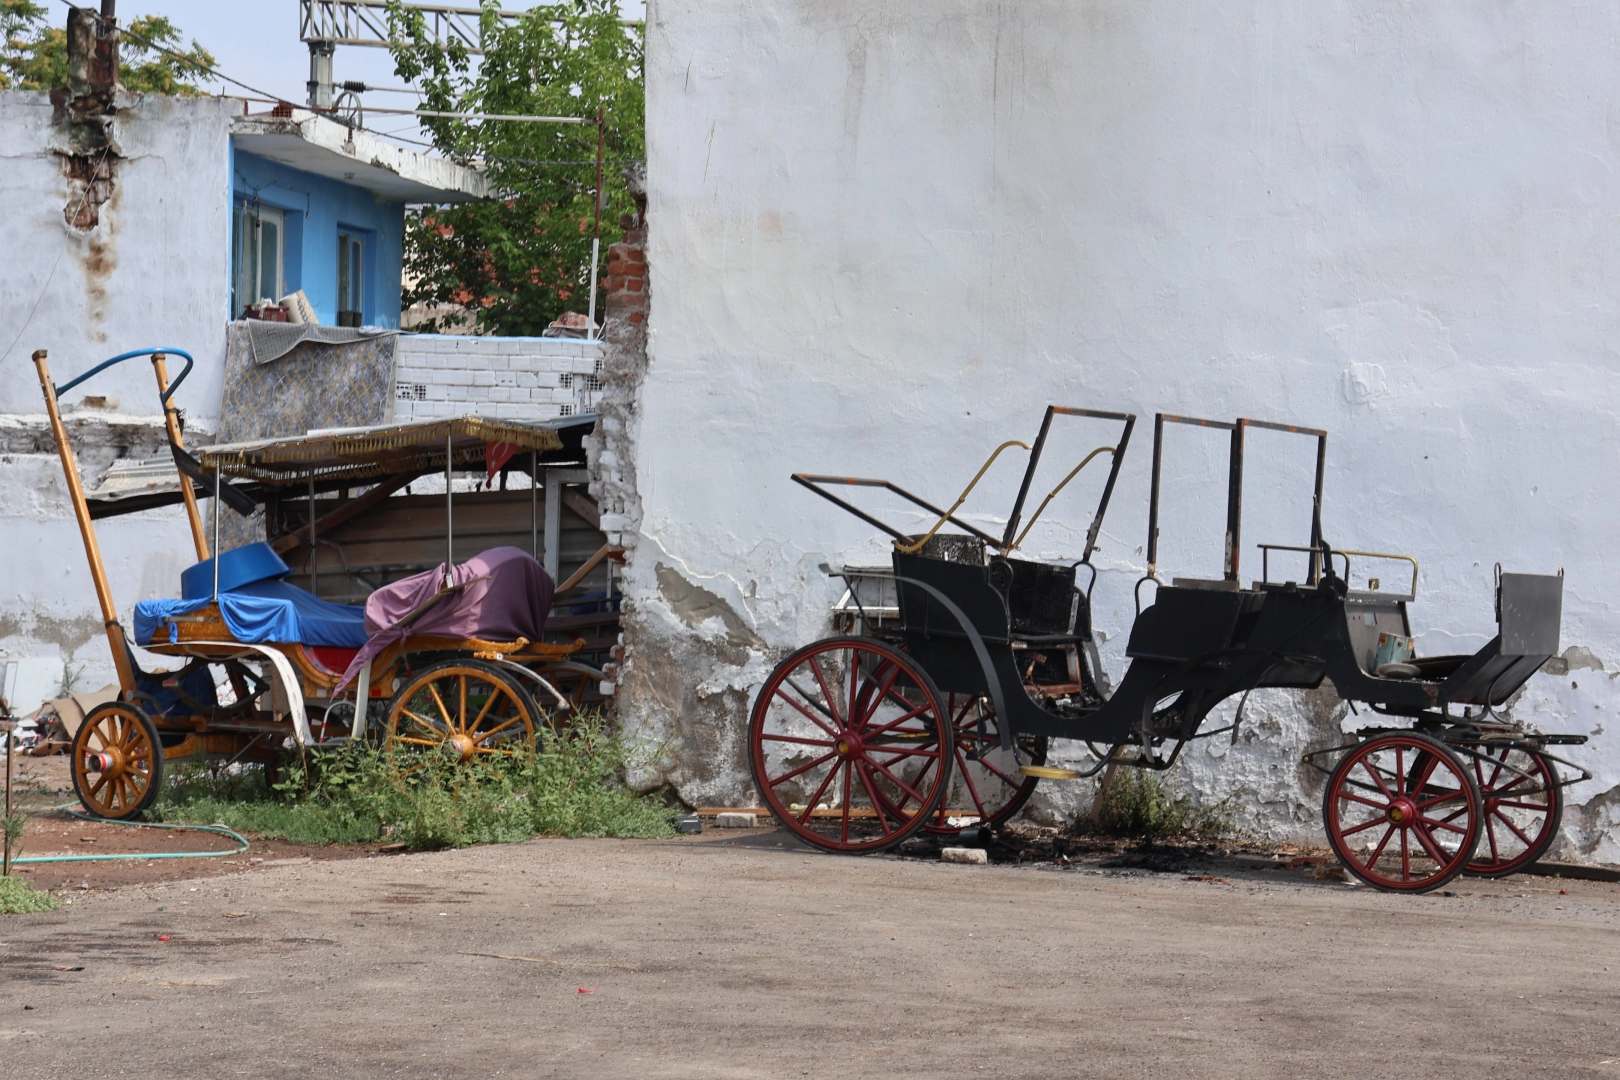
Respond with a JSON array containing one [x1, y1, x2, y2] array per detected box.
[[0, 91, 236, 705], [632, 0, 1619, 860]]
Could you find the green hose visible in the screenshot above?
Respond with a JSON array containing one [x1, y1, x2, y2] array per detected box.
[[8, 804, 249, 865]]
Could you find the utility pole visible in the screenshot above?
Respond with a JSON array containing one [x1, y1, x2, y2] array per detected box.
[[301, 1, 519, 110]]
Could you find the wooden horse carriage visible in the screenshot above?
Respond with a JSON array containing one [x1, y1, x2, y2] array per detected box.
[[34, 346, 610, 820], [751, 405, 1587, 892]]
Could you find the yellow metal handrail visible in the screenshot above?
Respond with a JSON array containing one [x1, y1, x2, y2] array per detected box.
[[893, 440, 1030, 554], [1010, 446, 1115, 551], [1337, 549, 1420, 597]]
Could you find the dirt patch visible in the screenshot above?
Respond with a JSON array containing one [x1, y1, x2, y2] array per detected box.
[[1, 823, 1616, 1078], [4, 754, 371, 894]]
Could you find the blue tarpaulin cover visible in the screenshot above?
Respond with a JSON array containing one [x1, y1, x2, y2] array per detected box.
[[134, 579, 367, 648]]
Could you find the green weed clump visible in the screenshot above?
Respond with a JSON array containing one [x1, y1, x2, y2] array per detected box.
[[1090, 768, 1234, 843], [0, 874, 61, 915], [154, 714, 676, 849]]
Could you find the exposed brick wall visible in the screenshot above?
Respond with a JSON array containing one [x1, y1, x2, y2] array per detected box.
[[392, 335, 605, 423], [601, 234, 648, 328], [586, 225, 648, 546]]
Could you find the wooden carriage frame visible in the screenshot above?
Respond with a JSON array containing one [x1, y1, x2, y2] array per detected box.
[[34, 347, 609, 821]]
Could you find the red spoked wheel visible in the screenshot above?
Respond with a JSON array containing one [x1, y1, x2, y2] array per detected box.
[[1323, 733, 1482, 893], [922, 694, 1046, 836], [749, 637, 954, 854], [1463, 743, 1563, 878]]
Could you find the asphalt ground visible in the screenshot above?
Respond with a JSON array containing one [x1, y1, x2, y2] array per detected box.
[[3, 821, 1617, 1079]]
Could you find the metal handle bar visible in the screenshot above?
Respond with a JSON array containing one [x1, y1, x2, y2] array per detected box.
[[1333, 548, 1419, 599], [1257, 543, 1351, 586], [1009, 445, 1115, 551], [894, 440, 1030, 554], [792, 474, 1003, 547], [53, 347, 195, 403], [1002, 406, 1137, 560]]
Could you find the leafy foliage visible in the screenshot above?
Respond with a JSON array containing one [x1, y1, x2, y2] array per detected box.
[[1090, 768, 1235, 842], [0, 874, 60, 915], [385, 0, 644, 335], [0, 1, 215, 95], [154, 712, 677, 848]]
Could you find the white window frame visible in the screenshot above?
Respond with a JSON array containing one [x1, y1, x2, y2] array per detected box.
[[233, 203, 285, 317], [337, 229, 365, 325]]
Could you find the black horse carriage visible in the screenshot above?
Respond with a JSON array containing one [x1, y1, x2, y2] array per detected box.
[[748, 406, 1587, 892]]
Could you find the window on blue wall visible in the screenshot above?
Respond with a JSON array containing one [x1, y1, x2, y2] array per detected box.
[[232, 203, 284, 318], [337, 231, 365, 327]]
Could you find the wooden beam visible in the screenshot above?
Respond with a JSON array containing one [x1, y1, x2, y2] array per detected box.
[[562, 488, 599, 529], [270, 472, 417, 555], [555, 542, 618, 594]]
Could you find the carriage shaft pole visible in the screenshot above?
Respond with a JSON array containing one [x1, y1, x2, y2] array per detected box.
[[445, 434, 454, 586], [151, 353, 208, 561], [32, 351, 136, 694]]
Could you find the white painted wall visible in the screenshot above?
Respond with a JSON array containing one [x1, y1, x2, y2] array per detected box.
[[0, 91, 235, 418], [0, 447, 200, 699], [635, 0, 1620, 858], [0, 92, 234, 684]]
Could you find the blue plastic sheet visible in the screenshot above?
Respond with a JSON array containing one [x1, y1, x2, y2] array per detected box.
[[134, 579, 366, 648]]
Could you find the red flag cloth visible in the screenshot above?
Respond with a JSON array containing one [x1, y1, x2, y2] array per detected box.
[[485, 441, 520, 487]]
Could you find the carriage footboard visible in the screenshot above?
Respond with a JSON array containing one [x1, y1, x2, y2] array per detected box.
[[1440, 571, 1562, 707]]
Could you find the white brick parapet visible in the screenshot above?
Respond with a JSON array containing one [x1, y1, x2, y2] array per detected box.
[[392, 334, 605, 423]]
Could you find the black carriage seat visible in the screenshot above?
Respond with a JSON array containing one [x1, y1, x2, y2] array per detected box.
[[1340, 571, 1562, 705], [1126, 585, 1261, 663], [1342, 599, 1470, 681], [891, 537, 1103, 699], [892, 540, 1091, 647]]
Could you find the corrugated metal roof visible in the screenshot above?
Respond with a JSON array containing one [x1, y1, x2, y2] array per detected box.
[[86, 454, 183, 504]]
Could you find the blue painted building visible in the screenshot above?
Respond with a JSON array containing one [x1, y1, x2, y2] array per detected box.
[[227, 108, 488, 328]]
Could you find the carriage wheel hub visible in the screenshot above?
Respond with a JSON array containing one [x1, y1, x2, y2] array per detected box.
[[87, 748, 123, 776], [449, 734, 478, 761], [835, 733, 863, 759], [1385, 797, 1418, 827]]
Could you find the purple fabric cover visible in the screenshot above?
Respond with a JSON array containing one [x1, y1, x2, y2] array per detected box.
[[338, 546, 556, 689]]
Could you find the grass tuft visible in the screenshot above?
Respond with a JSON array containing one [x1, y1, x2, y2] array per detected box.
[[1088, 768, 1234, 843], [0, 874, 61, 915], [153, 712, 677, 848]]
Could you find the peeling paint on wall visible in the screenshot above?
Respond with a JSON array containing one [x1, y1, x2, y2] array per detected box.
[[630, 0, 1620, 861]]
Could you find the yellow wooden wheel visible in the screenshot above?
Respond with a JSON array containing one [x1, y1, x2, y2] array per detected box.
[[71, 702, 164, 820], [383, 660, 538, 765]]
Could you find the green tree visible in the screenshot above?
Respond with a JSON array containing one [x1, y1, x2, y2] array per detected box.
[[386, 0, 643, 335], [0, 1, 215, 95]]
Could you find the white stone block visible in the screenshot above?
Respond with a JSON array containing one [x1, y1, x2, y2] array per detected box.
[[714, 812, 756, 829], [941, 847, 988, 864]]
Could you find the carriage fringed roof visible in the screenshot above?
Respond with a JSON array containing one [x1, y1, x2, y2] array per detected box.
[[198, 416, 568, 486]]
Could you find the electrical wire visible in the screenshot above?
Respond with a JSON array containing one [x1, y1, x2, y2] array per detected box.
[[57, 2, 599, 147], [9, 804, 249, 865]]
